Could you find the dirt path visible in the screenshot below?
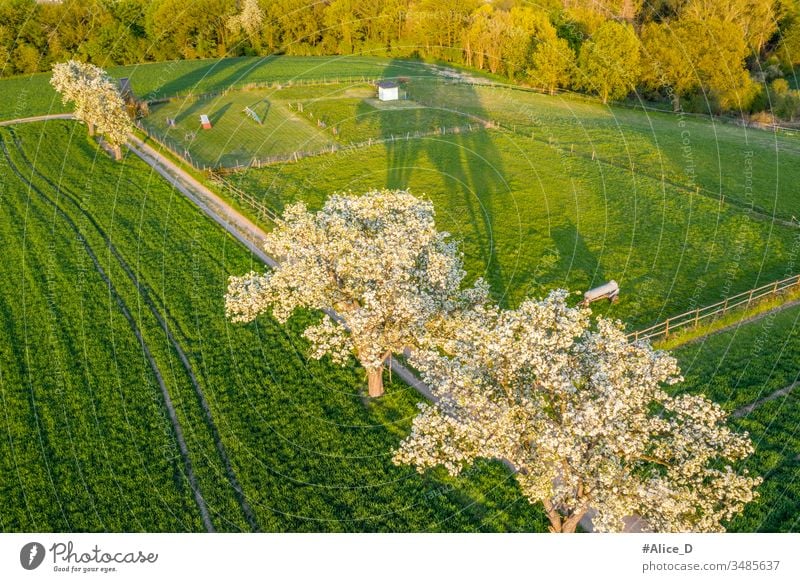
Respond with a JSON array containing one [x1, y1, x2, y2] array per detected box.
[[125, 134, 613, 532], [0, 113, 74, 126], [3, 113, 636, 532]]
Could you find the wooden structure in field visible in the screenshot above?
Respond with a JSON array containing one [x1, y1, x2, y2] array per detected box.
[[243, 106, 263, 125], [377, 80, 399, 101], [200, 114, 212, 130]]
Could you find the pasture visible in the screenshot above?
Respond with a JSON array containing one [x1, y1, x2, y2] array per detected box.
[[232, 79, 800, 328], [675, 305, 800, 532], [2, 55, 799, 533], [0, 119, 549, 532], [0, 56, 447, 122]]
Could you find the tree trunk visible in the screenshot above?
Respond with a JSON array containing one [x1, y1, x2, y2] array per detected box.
[[367, 366, 384, 398], [672, 92, 681, 112], [87, 122, 95, 136], [543, 499, 588, 533], [113, 144, 122, 161]]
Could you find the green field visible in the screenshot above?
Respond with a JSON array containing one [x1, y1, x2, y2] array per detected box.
[[0, 56, 446, 122], [2, 54, 799, 533], [142, 89, 337, 168], [0, 119, 549, 532], [140, 82, 477, 168], [674, 306, 800, 532], [230, 80, 800, 329]]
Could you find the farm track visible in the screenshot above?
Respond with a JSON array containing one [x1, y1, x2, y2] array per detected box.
[[2, 114, 641, 532], [4, 131, 260, 532], [123, 132, 615, 532], [0, 136, 215, 532]]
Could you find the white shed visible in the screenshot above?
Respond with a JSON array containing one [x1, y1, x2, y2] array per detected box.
[[377, 80, 399, 102]]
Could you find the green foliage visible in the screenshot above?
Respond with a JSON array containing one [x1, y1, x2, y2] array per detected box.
[[528, 37, 575, 95], [577, 21, 641, 103], [0, 0, 784, 117]]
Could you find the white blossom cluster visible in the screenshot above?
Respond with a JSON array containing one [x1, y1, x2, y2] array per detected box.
[[227, 0, 265, 40], [50, 60, 132, 148], [225, 189, 487, 385], [392, 291, 761, 533]]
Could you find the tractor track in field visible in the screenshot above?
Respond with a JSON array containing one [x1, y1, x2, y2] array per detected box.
[[734, 381, 800, 418], [3, 114, 643, 532], [4, 130, 261, 532], [0, 136, 215, 532]]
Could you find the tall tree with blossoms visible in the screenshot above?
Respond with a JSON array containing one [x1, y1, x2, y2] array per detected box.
[[393, 291, 761, 532], [227, 0, 265, 51], [50, 60, 131, 160], [225, 189, 487, 397]]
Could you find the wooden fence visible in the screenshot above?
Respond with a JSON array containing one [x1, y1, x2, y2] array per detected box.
[[629, 274, 800, 342], [208, 175, 280, 224]]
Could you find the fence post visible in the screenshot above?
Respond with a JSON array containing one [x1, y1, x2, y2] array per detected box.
[[694, 309, 699, 327], [664, 319, 670, 337], [722, 297, 729, 314]]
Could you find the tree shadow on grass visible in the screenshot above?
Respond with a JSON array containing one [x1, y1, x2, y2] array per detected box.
[[210, 102, 233, 125], [134, 54, 284, 100], [374, 59, 511, 304], [550, 219, 606, 291]]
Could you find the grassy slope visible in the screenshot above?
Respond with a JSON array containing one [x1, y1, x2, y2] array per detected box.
[[0, 120, 548, 532], [673, 305, 800, 531], [236, 88, 800, 328], [0, 56, 441, 122], [142, 90, 336, 168]]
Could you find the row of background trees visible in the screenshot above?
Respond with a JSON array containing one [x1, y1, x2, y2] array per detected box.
[[2, 0, 800, 118]]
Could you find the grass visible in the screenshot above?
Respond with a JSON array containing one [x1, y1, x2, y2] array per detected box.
[[0, 56, 444, 122], [140, 82, 475, 168], [0, 119, 549, 532], [141, 90, 336, 168], [673, 304, 800, 531], [233, 97, 800, 328]]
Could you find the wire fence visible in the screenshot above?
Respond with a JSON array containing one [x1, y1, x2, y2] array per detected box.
[[135, 119, 489, 172], [144, 76, 385, 104], [629, 274, 800, 343]]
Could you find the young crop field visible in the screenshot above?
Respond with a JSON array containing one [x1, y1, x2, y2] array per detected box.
[[233, 77, 800, 328], [0, 119, 549, 532], [673, 306, 800, 532]]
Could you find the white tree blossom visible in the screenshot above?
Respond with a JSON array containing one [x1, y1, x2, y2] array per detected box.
[[227, 0, 265, 46], [225, 189, 487, 397], [393, 291, 761, 532], [50, 60, 131, 160]]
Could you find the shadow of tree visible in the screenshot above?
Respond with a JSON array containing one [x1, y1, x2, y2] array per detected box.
[[133, 55, 284, 100], [551, 219, 606, 291], [372, 59, 511, 303]]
